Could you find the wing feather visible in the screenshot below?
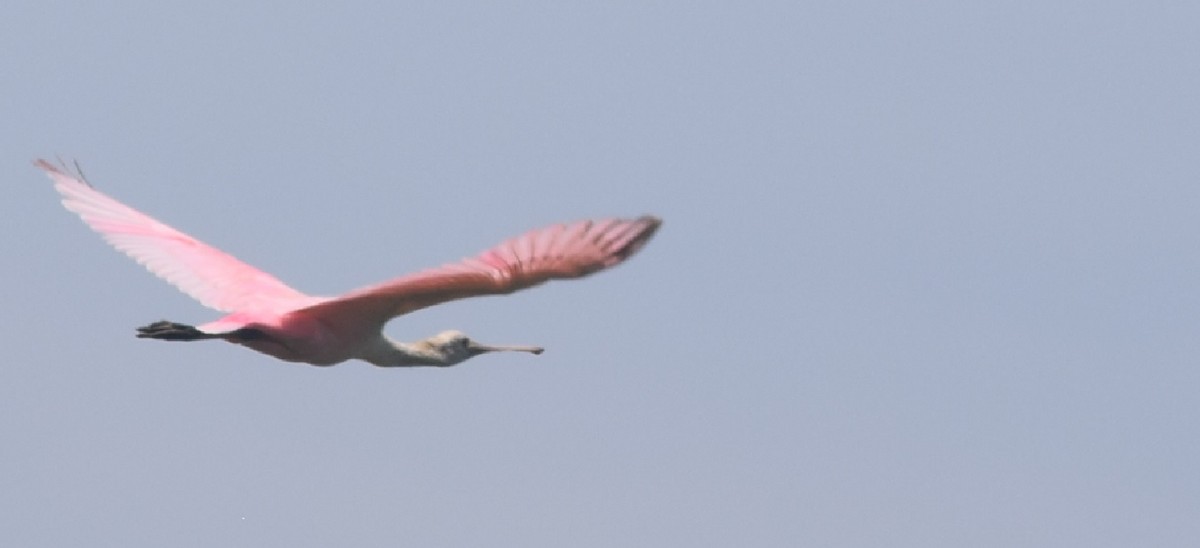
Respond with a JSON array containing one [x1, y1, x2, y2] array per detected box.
[[294, 215, 661, 334], [37, 159, 311, 313]]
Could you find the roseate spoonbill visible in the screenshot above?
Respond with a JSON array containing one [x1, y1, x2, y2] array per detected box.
[[37, 159, 660, 367]]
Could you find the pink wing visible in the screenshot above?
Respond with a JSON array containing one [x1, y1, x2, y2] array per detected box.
[[37, 159, 312, 313], [293, 216, 662, 333]]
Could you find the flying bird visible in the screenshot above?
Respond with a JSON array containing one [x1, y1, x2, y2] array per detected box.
[[37, 159, 660, 367]]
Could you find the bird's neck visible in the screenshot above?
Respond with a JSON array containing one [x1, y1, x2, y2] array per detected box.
[[360, 337, 447, 367]]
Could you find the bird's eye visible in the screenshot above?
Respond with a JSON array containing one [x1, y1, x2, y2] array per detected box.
[[459, 338, 471, 347]]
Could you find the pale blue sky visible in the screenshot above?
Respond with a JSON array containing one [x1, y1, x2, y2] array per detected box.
[[3, 2, 1199, 546]]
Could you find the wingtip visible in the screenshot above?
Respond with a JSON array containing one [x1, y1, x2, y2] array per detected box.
[[33, 158, 57, 172], [608, 215, 662, 264], [34, 157, 93, 187], [636, 214, 663, 239]]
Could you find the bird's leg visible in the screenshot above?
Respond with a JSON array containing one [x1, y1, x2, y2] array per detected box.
[[136, 320, 222, 341]]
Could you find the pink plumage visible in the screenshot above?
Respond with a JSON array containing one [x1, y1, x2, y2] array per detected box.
[[37, 159, 660, 367]]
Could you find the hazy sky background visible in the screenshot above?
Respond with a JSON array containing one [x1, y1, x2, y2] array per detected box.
[[3, 2, 1199, 546]]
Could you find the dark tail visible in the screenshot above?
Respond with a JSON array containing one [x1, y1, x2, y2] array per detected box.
[[136, 320, 222, 341]]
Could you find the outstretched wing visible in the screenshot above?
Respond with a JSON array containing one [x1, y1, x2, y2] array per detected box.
[[293, 216, 661, 333], [38, 159, 312, 313]]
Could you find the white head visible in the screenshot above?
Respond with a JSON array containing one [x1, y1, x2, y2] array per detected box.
[[422, 330, 544, 366]]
